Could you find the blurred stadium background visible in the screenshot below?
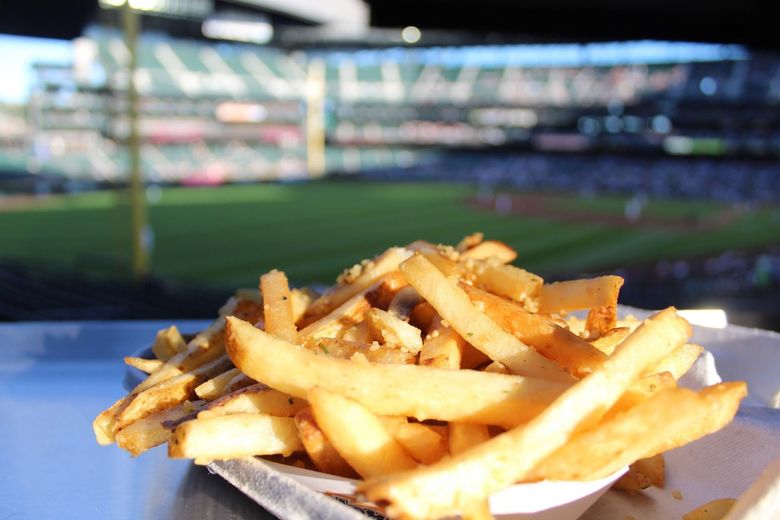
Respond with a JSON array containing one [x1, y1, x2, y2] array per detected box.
[[0, 0, 778, 328]]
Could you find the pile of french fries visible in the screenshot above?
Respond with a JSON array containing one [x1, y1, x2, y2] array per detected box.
[[93, 233, 747, 519]]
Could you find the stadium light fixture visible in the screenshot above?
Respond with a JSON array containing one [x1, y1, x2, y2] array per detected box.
[[401, 26, 422, 44], [202, 15, 273, 44]]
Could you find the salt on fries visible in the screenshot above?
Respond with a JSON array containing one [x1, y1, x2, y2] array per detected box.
[[93, 234, 747, 519]]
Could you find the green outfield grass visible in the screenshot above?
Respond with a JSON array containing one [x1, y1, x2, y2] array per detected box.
[[1, 181, 778, 289]]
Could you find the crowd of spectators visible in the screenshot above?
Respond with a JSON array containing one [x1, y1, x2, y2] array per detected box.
[[364, 152, 780, 205]]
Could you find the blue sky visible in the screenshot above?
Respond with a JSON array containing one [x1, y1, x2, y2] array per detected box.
[[0, 34, 72, 104]]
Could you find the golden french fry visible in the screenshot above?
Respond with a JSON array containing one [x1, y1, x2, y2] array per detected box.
[[116, 400, 205, 457], [455, 232, 484, 252], [304, 337, 416, 365], [124, 356, 164, 374], [419, 317, 465, 369], [379, 417, 448, 465], [302, 247, 410, 324], [169, 413, 302, 461], [612, 466, 653, 491], [151, 325, 187, 361], [538, 275, 624, 314], [299, 291, 371, 340], [400, 253, 572, 383], [590, 327, 632, 354], [471, 262, 542, 306], [294, 407, 357, 478], [226, 317, 569, 427], [459, 240, 517, 264], [115, 355, 233, 431], [683, 499, 737, 520], [195, 368, 242, 400], [197, 383, 305, 420], [529, 382, 745, 482], [366, 307, 423, 353], [308, 387, 417, 479], [631, 453, 665, 488], [462, 284, 606, 377], [585, 305, 618, 340], [260, 269, 298, 344], [648, 343, 703, 380], [358, 308, 690, 519], [448, 423, 491, 455]]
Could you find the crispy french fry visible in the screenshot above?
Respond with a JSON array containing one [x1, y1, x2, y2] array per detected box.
[[151, 325, 187, 361], [538, 276, 624, 314], [410, 301, 437, 332], [419, 317, 465, 369], [366, 307, 423, 353], [340, 321, 373, 343], [302, 247, 411, 324], [299, 292, 371, 340], [455, 232, 484, 252], [195, 368, 241, 400], [290, 287, 316, 324], [115, 355, 233, 431], [471, 262, 543, 305], [124, 356, 164, 374], [358, 308, 690, 519], [294, 407, 357, 478], [400, 254, 573, 383], [448, 423, 491, 455], [590, 327, 632, 354], [223, 371, 256, 394], [260, 269, 298, 344], [631, 454, 666, 488], [169, 413, 302, 461], [462, 284, 606, 377], [379, 418, 448, 465], [529, 382, 745, 482], [612, 466, 653, 491], [226, 317, 569, 428], [197, 383, 306, 420], [308, 388, 418, 479], [116, 400, 205, 457], [459, 240, 517, 264], [585, 305, 618, 340], [648, 343, 703, 380], [304, 337, 416, 365]]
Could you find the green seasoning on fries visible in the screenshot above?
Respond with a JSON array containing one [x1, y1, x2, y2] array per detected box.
[[94, 234, 747, 520]]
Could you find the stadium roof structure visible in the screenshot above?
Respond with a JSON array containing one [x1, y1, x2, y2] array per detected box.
[[1, 0, 779, 50]]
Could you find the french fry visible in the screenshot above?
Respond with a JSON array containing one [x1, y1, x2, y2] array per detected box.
[[294, 407, 357, 478], [585, 305, 618, 340], [459, 240, 517, 264], [302, 247, 411, 324], [260, 269, 298, 344], [379, 417, 448, 465], [197, 384, 306, 420], [308, 387, 418, 479], [169, 413, 302, 462], [471, 262, 543, 305], [298, 292, 371, 340], [462, 284, 606, 377], [304, 337, 416, 365], [366, 307, 423, 353], [124, 356, 164, 374], [151, 325, 187, 361], [590, 327, 632, 354], [115, 355, 233, 431], [340, 321, 373, 343], [448, 423, 491, 455], [409, 301, 437, 332], [631, 453, 666, 488], [455, 232, 484, 252], [195, 368, 242, 400], [419, 317, 465, 369], [538, 275, 624, 314], [648, 343, 704, 380], [358, 308, 691, 519], [226, 317, 569, 427], [116, 400, 205, 456], [612, 466, 653, 491], [223, 371, 256, 394], [529, 382, 745, 482], [400, 253, 573, 383]]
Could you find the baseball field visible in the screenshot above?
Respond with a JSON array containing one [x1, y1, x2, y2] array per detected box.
[[1, 180, 778, 289]]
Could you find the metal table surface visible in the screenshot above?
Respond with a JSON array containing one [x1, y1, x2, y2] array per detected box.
[[0, 320, 275, 520], [2, 319, 779, 520]]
